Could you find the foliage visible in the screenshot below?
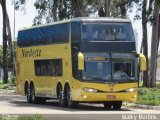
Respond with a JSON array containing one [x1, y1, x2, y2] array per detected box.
[[8, 75, 16, 84], [0, 84, 9, 89], [14, 0, 26, 12], [0, 81, 3, 88], [15, 0, 136, 25], [0, 41, 17, 68], [17, 115, 45, 120], [138, 82, 160, 105], [97, 0, 135, 18], [0, 78, 16, 92]]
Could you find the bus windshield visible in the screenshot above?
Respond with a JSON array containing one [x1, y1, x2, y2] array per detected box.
[[82, 53, 136, 82], [81, 23, 134, 42], [83, 60, 111, 81]]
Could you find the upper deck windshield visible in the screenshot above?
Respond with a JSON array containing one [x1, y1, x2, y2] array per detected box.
[[81, 22, 134, 42]]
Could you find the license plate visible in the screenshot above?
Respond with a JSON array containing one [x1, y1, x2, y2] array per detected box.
[[107, 95, 116, 99]]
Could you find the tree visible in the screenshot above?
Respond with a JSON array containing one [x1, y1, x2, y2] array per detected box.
[[0, 42, 17, 70], [15, 0, 137, 24], [141, 0, 150, 87], [1, 0, 8, 83], [133, 0, 158, 87], [94, 0, 135, 18], [0, 0, 13, 84], [16, 0, 87, 24], [150, 0, 160, 87]]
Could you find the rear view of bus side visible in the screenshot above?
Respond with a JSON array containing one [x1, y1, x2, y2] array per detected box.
[[16, 17, 146, 109]]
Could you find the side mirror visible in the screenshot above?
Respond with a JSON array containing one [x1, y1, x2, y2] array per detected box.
[[139, 53, 146, 71], [78, 52, 84, 70]]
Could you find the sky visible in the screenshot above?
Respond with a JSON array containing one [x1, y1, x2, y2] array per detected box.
[[0, 0, 152, 54]]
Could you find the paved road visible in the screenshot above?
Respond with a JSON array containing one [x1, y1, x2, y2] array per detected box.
[[0, 92, 160, 120]]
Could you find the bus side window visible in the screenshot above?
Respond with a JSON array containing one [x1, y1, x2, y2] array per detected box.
[[49, 61, 56, 76], [54, 60, 63, 76], [34, 59, 62, 77]]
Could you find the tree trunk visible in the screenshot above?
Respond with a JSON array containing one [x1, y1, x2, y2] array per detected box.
[[6, 11, 14, 75], [52, 0, 58, 21], [157, 14, 160, 54], [1, 0, 8, 84], [142, 0, 149, 87], [72, 0, 84, 17], [98, 0, 110, 17], [155, 14, 160, 82], [104, 0, 110, 17], [150, 0, 160, 87], [98, 7, 105, 17]]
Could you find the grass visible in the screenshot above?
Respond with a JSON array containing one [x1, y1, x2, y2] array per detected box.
[[17, 115, 45, 120], [0, 114, 45, 120], [137, 82, 160, 105], [0, 80, 16, 93]]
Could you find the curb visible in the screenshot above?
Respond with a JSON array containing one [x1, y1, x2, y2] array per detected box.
[[123, 103, 160, 110]]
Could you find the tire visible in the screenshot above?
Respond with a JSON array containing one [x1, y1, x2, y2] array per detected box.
[[66, 85, 78, 108], [103, 102, 112, 109], [58, 86, 67, 107], [37, 97, 46, 104], [112, 101, 122, 110], [30, 84, 39, 104], [26, 87, 32, 103]]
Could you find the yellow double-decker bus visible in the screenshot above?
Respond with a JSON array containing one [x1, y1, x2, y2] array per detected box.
[[16, 17, 146, 109]]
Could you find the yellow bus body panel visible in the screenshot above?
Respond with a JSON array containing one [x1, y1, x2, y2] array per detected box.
[[16, 43, 72, 97], [71, 79, 138, 102], [16, 42, 138, 102]]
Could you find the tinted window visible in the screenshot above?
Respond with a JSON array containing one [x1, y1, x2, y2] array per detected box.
[[18, 23, 69, 47], [81, 23, 135, 42], [34, 59, 62, 76], [71, 22, 80, 42]]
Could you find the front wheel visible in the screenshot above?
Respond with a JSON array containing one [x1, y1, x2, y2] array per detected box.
[[103, 102, 112, 109], [112, 101, 122, 110], [66, 85, 78, 108]]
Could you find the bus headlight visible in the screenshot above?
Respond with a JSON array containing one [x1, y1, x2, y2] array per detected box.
[[125, 88, 138, 92], [83, 88, 98, 92]]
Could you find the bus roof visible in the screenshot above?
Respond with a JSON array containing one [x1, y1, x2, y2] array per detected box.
[[19, 17, 131, 31], [71, 17, 131, 22]]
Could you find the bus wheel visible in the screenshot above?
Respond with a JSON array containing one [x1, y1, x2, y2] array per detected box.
[[37, 97, 46, 104], [30, 84, 38, 103], [112, 101, 122, 110], [26, 87, 32, 103], [66, 85, 78, 108], [58, 87, 67, 107], [103, 102, 112, 109]]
